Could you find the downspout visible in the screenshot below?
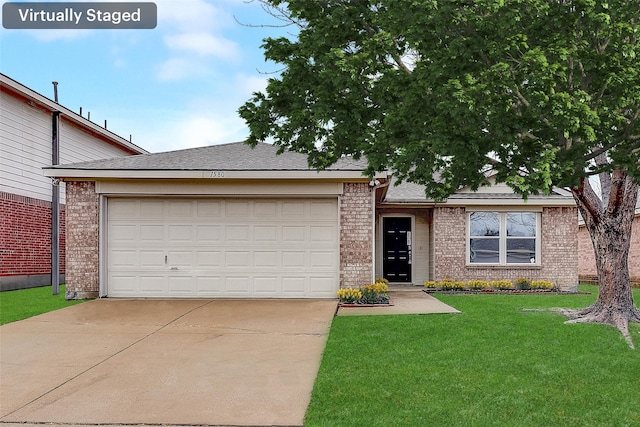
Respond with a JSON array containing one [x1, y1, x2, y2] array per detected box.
[[51, 82, 60, 295], [370, 178, 390, 283]]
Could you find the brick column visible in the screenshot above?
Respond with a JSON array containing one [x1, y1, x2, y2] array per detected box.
[[340, 182, 373, 288], [65, 181, 100, 299]]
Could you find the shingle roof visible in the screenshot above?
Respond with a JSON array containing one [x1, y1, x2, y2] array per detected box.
[[48, 141, 368, 171], [384, 177, 573, 203]]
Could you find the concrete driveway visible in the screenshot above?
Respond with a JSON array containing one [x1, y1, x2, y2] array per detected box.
[[0, 298, 338, 426]]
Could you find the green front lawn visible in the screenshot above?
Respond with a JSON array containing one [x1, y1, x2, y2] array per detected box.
[[0, 285, 84, 325], [306, 285, 640, 426]]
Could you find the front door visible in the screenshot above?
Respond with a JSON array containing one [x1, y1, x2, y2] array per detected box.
[[383, 217, 412, 282]]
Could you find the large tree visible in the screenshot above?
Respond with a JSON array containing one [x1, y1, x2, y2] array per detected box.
[[239, 0, 640, 345]]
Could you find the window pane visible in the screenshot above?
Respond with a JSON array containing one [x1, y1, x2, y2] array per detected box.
[[507, 212, 536, 237], [470, 212, 500, 236], [470, 238, 500, 263], [507, 239, 536, 263]]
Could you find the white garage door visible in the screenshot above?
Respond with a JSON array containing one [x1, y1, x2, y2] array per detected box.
[[107, 198, 339, 298]]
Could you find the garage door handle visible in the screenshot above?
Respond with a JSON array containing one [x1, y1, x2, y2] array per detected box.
[[170, 267, 179, 271]]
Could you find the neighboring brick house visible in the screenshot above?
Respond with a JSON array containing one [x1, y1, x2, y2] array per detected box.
[[578, 193, 640, 286], [0, 74, 147, 291], [45, 142, 578, 299]]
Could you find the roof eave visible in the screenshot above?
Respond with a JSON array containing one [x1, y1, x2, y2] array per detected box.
[[43, 168, 385, 181], [1, 73, 148, 155]]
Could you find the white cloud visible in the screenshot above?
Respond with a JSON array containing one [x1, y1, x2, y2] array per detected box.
[[18, 28, 93, 42], [234, 73, 269, 96], [164, 32, 238, 57], [156, 57, 191, 81]]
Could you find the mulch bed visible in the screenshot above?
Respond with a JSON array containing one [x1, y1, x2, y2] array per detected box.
[[423, 289, 592, 295]]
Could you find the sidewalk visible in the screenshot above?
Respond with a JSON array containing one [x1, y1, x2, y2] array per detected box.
[[336, 287, 461, 316]]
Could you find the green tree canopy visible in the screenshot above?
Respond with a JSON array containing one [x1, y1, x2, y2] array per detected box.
[[240, 0, 640, 345], [240, 0, 639, 200]]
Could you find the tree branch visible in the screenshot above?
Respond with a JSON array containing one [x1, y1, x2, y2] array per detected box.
[[571, 177, 603, 227]]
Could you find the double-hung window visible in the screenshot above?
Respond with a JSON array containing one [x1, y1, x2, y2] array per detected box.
[[468, 211, 539, 265]]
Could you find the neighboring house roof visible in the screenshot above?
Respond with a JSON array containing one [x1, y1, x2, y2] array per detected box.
[[0, 73, 148, 155], [44, 141, 380, 180]]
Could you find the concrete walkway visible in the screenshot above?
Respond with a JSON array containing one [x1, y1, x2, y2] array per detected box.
[[0, 298, 337, 427], [336, 287, 461, 316]]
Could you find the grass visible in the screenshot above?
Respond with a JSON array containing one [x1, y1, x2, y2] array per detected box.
[[305, 285, 640, 427], [0, 285, 84, 325]]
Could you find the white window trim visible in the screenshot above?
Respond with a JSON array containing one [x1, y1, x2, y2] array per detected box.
[[466, 211, 541, 266]]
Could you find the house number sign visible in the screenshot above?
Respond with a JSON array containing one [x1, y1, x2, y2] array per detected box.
[[209, 171, 225, 178]]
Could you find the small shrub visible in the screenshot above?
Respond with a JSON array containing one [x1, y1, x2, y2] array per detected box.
[[424, 281, 438, 289], [337, 287, 362, 303], [439, 279, 456, 290], [531, 280, 554, 290], [375, 277, 389, 285], [360, 283, 389, 304], [515, 277, 531, 290], [453, 281, 466, 291], [467, 280, 489, 290], [490, 280, 515, 290]]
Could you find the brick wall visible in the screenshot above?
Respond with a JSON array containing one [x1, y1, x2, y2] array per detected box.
[[340, 182, 373, 288], [65, 181, 100, 299], [433, 206, 578, 291], [579, 214, 640, 286], [0, 191, 66, 277]]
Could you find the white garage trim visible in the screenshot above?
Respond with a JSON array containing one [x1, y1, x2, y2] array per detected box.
[[106, 197, 339, 298]]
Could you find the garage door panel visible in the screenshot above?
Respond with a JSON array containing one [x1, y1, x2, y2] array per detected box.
[[111, 224, 137, 242], [225, 251, 250, 268], [196, 225, 222, 242], [108, 198, 339, 298], [282, 226, 305, 242], [226, 201, 251, 217], [168, 225, 193, 242], [254, 277, 278, 293], [226, 225, 250, 242], [254, 251, 278, 268], [167, 250, 193, 267], [282, 251, 305, 268], [140, 225, 164, 242], [310, 200, 337, 218], [167, 200, 193, 217], [196, 200, 222, 217], [168, 276, 193, 294], [196, 251, 222, 267], [310, 226, 336, 242], [254, 201, 277, 216], [140, 250, 164, 267], [140, 200, 164, 217], [196, 276, 222, 293], [310, 278, 336, 297], [139, 275, 166, 294], [254, 225, 278, 242], [226, 276, 251, 293], [310, 251, 336, 268], [282, 277, 306, 294], [111, 250, 137, 267]]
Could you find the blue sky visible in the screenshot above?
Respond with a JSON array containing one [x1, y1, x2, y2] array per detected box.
[[0, 0, 290, 152]]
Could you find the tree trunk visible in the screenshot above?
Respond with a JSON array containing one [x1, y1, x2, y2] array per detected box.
[[569, 172, 640, 348]]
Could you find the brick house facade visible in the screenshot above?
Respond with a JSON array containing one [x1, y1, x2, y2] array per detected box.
[[48, 143, 579, 299], [339, 183, 373, 288], [0, 74, 146, 291], [64, 182, 100, 299], [432, 206, 578, 289]]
